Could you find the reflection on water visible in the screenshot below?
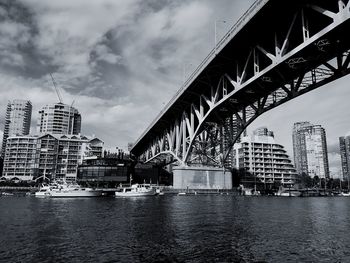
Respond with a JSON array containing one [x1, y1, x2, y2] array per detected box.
[[1, 196, 350, 262]]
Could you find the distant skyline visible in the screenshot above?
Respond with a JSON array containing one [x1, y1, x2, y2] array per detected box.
[[0, 0, 349, 177]]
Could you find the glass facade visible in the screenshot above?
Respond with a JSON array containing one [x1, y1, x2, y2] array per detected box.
[[292, 122, 329, 178], [77, 158, 132, 183]]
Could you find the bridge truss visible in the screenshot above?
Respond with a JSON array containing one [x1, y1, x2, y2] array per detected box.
[[132, 0, 350, 167]]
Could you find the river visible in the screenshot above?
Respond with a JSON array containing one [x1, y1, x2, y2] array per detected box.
[[1, 195, 350, 262]]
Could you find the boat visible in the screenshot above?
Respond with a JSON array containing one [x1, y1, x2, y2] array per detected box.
[[1, 192, 14, 196], [35, 183, 59, 197], [49, 183, 102, 198], [154, 186, 165, 195], [339, 192, 350, 197], [243, 188, 260, 196], [115, 184, 156, 197], [239, 185, 260, 196], [277, 187, 301, 197]]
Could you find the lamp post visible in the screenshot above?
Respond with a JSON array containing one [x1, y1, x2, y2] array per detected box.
[[215, 19, 226, 54]]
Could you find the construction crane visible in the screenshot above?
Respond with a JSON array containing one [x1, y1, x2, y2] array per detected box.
[[50, 73, 64, 103]]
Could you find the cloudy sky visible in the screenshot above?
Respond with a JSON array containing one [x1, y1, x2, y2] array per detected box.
[[0, 0, 348, 177]]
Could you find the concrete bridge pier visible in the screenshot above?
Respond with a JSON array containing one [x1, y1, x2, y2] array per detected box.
[[173, 166, 232, 190]]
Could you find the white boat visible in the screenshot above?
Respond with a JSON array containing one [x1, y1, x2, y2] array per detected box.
[[115, 184, 156, 197], [239, 185, 260, 196], [243, 188, 260, 196], [35, 183, 59, 197], [155, 187, 165, 195], [339, 192, 350, 197], [49, 183, 102, 198], [277, 188, 301, 197], [1, 192, 14, 196]]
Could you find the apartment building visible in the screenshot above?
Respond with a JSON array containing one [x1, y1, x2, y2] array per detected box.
[[37, 103, 81, 135], [2, 136, 38, 181], [233, 127, 297, 186]]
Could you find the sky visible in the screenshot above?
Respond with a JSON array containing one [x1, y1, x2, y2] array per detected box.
[[0, 0, 348, 178]]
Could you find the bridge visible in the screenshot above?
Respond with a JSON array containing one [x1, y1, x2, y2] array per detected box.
[[130, 0, 350, 186]]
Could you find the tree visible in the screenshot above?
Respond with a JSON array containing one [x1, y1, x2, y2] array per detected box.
[[327, 178, 334, 189], [299, 172, 313, 188]]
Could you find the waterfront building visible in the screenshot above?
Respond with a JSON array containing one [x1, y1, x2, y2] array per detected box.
[[1, 133, 103, 182], [339, 135, 350, 182], [77, 154, 172, 187], [36, 134, 103, 182], [2, 135, 38, 181], [233, 127, 297, 186], [36, 134, 58, 181], [77, 157, 132, 186], [292, 122, 329, 179], [85, 138, 104, 158], [37, 103, 81, 135], [1, 100, 32, 157]]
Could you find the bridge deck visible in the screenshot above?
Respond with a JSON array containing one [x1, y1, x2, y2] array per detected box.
[[131, 0, 348, 156]]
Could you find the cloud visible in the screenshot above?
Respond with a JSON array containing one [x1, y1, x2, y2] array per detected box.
[[0, 7, 32, 67], [328, 152, 342, 179], [92, 43, 123, 65], [328, 141, 340, 155]]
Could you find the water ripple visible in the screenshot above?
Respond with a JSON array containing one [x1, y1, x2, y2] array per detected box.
[[1, 196, 350, 262]]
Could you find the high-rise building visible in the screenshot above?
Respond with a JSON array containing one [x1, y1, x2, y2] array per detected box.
[[292, 122, 329, 179], [37, 103, 81, 135], [339, 135, 350, 182], [1, 100, 32, 157], [233, 127, 297, 186]]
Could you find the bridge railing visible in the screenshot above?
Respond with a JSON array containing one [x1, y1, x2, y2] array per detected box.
[[132, 0, 270, 150]]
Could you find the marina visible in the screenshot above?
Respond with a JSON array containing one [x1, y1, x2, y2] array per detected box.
[[3, 185, 350, 198]]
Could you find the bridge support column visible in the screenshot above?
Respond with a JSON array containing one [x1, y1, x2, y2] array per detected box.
[[173, 166, 232, 190]]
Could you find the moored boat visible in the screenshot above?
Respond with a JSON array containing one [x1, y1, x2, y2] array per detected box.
[[277, 188, 301, 197], [35, 183, 59, 197], [115, 184, 156, 197], [49, 183, 102, 198]]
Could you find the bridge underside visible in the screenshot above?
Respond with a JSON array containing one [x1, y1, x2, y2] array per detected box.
[[131, 0, 350, 167]]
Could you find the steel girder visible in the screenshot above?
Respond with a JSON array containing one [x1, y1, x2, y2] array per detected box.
[[138, 0, 350, 167]]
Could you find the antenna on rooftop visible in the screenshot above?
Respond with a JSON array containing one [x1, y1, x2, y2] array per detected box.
[[50, 73, 64, 103]]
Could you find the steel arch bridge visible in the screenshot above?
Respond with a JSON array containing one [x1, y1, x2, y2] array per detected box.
[[131, 0, 350, 167]]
